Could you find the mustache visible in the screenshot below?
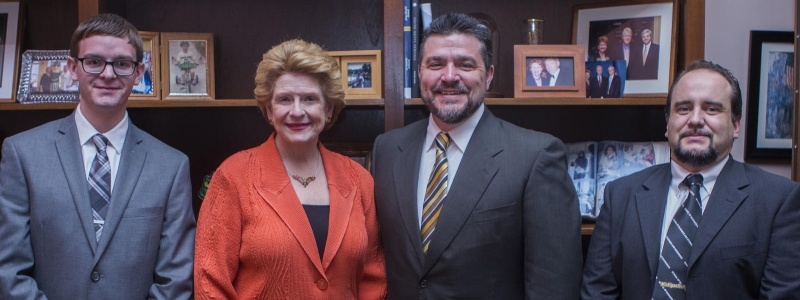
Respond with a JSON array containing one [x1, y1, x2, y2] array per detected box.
[[432, 81, 469, 93], [679, 130, 712, 139]]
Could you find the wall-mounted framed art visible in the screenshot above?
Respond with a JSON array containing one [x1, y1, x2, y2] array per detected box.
[[745, 30, 794, 160], [160, 32, 215, 100], [327, 50, 382, 101], [573, 1, 677, 96], [513, 45, 586, 98], [16, 50, 79, 104], [130, 31, 161, 101]]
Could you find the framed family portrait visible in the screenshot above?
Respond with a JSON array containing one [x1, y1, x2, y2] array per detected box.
[[573, 1, 677, 96], [160, 32, 215, 100], [130, 31, 161, 101], [0, 1, 21, 102], [513, 45, 586, 98], [326, 50, 382, 101], [745, 31, 794, 160], [16, 50, 79, 104]]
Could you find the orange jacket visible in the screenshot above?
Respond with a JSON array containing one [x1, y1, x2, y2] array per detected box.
[[195, 136, 386, 299]]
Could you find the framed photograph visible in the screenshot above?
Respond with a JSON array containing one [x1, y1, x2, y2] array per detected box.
[[745, 31, 794, 160], [130, 31, 161, 101], [513, 45, 586, 98], [0, 1, 21, 102], [326, 50, 382, 101], [16, 50, 79, 104], [160, 32, 215, 100], [585, 60, 626, 98], [573, 1, 677, 96]]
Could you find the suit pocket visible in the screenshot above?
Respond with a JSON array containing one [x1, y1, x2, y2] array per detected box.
[[470, 202, 518, 223], [720, 239, 768, 259], [122, 207, 163, 219]]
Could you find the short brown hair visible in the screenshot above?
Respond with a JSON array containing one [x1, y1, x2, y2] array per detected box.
[[69, 14, 143, 62]]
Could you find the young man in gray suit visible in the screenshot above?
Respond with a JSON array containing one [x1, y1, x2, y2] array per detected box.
[[582, 60, 800, 299], [0, 14, 196, 299], [371, 12, 582, 299]]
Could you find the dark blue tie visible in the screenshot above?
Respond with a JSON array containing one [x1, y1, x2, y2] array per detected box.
[[652, 174, 703, 300], [88, 134, 111, 242]]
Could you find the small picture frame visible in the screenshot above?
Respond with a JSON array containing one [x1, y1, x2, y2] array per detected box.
[[573, 1, 677, 96], [745, 30, 794, 160], [513, 45, 586, 98], [0, 1, 21, 102], [16, 50, 79, 104], [160, 32, 215, 100], [130, 31, 161, 101], [326, 50, 382, 101]]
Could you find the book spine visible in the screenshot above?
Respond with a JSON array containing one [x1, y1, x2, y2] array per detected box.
[[410, 0, 420, 98], [403, 0, 411, 98]]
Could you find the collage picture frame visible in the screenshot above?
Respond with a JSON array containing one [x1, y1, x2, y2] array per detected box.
[[573, 1, 677, 96]]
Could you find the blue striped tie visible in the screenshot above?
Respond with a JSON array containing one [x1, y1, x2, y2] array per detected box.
[[88, 134, 111, 242], [652, 174, 703, 299]]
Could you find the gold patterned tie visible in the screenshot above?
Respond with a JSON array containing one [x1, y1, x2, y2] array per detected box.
[[421, 132, 450, 253]]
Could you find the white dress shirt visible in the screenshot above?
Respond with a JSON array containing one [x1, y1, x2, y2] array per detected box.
[[416, 104, 484, 225], [76, 104, 128, 193], [660, 156, 728, 250]]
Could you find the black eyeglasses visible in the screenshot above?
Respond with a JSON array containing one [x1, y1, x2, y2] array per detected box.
[[75, 57, 139, 76]]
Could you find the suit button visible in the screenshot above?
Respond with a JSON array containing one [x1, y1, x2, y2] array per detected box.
[[419, 279, 428, 288], [316, 278, 328, 290], [90, 272, 100, 282]]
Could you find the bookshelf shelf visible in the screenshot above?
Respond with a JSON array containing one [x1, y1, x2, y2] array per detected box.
[[0, 98, 384, 110], [405, 97, 666, 106]]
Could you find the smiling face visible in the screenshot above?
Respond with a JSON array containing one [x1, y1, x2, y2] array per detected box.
[[622, 28, 632, 45], [266, 72, 333, 148], [545, 58, 560, 74], [418, 33, 493, 131], [642, 31, 652, 45], [608, 65, 616, 75], [529, 60, 544, 79], [666, 69, 740, 172], [596, 65, 603, 76], [598, 41, 607, 53], [68, 34, 144, 120]]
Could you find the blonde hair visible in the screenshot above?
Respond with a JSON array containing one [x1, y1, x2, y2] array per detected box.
[[254, 39, 345, 129]]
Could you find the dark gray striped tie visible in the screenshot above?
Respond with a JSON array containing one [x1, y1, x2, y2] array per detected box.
[[652, 173, 703, 300], [88, 134, 111, 242]]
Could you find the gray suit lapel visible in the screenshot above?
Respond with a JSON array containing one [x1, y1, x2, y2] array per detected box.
[[95, 122, 146, 259], [422, 112, 502, 272], [54, 115, 98, 253], [688, 159, 747, 269], [635, 165, 671, 278], [392, 123, 426, 264]]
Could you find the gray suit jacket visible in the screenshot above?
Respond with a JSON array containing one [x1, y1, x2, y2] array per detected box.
[[0, 114, 196, 300], [371, 109, 582, 299], [582, 159, 800, 299]]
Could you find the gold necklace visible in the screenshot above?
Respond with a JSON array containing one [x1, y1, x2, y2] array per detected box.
[[288, 156, 320, 188]]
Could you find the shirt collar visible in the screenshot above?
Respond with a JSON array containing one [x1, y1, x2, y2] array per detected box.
[[425, 103, 485, 154], [670, 155, 728, 191], [75, 104, 128, 155]]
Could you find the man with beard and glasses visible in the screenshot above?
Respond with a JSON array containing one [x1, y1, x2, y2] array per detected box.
[[582, 60, 800, 299], [371, 12, 582, 299]]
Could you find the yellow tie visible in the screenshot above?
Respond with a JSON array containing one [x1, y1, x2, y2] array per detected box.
[[421, 132, 450, 253]]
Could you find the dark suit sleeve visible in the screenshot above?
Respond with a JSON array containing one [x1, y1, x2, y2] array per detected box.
[[581, 180, 620, 299], [524, 137, 582, 299], [0, 139, 47, 299], [150, 155, 196, 300], [760, 184, 800, 298]]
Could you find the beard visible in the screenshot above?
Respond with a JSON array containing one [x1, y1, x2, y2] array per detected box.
[[423, 81, 484, 124], [673, 131, 719, 167]]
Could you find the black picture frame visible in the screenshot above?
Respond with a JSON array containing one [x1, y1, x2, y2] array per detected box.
[[745, 30, 794, 160]]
